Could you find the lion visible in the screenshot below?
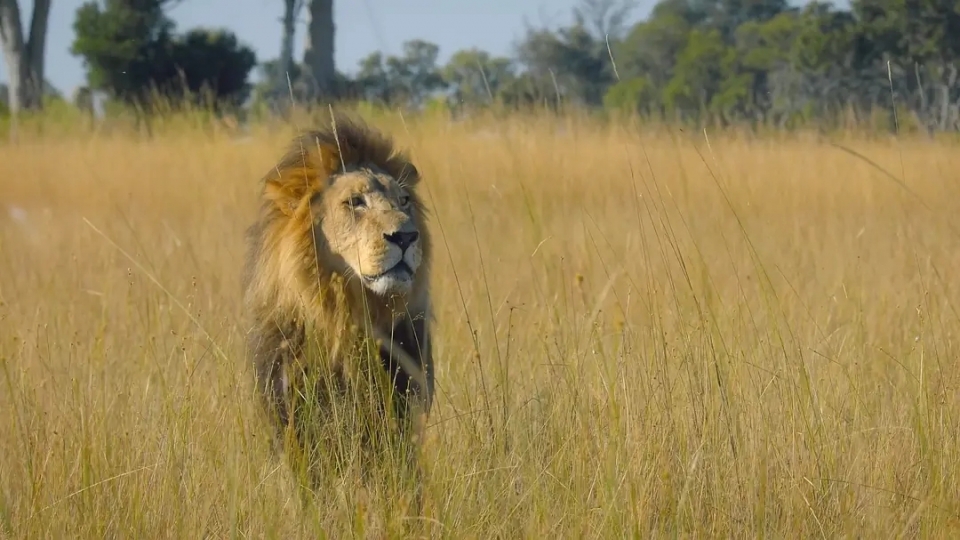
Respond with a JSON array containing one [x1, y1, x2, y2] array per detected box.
[[241, 112, 435, 494]]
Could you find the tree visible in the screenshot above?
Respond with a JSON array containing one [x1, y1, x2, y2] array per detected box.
[[614, 4, 701, 106], [573, 0, 638, 39], [514, 0, 634, 108], [695, 0, 792, 40], [302, 0, 335, 100], [731, 12, 800, 118], [346, 40, 449, 109], [516, 22, 615, 107], [662, 28, 735, 117], [71, 0, 177, 104], [603, 76, 656, 114], [0, 0, 52, 114], [354, 51, 392, 104], [442, 48, 515, 106], [71, 0, 257, 110], [495, 72, 546, 109], [0, 82, 8, 115], [168, 28, 258, 109], [852, 0, 960, 130], [276, 0, 305, 100], [388, 40, 446, 108]]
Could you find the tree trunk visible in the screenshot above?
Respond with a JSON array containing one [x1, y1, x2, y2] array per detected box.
[[277, 0, 301, 97], [0, 0, 52, 114], [302, 0, 335, 102], [938, 64, 958, 132]]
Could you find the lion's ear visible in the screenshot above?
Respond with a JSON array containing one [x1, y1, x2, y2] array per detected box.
[[397, 161, 420, 186], [263, 179, 302, 216], [263, 136, 346, 216]]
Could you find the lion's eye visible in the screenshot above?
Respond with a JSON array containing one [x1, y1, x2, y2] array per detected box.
[[346, 195, 366, 209], [398, 195, 410, 207]]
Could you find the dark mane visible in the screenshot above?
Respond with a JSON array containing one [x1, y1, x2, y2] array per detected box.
[[272, 112, 420, 189]]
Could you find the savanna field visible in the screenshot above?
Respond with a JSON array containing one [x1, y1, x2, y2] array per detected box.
[[2, 110, 960, 538]]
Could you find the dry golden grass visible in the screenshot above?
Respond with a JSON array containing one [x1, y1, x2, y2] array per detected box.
[[2, 111, 960, 538]]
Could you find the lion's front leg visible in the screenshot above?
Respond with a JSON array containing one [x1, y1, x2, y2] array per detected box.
[[249, 319, 305, 437], [377, 313, 434, 430], [373, 311, 435, 512], [370, 314, 434, 520]]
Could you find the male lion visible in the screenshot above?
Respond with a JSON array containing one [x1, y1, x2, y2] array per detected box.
[[242, 113, 434, 493]]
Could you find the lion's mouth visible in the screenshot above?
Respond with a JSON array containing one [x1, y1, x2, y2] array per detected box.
[[361, 261, 413, 283]]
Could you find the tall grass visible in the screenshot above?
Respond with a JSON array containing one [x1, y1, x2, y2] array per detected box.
[[1, 109, 960, 538]]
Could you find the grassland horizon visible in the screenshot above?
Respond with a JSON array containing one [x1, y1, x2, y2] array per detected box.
[[1, 108, 959, 538]]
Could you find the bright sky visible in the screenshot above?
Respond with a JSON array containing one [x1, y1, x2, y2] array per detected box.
[[0, 0, 661, 98]]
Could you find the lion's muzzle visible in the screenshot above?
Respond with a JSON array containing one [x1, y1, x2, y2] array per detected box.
[[361, 226, 422, 297]]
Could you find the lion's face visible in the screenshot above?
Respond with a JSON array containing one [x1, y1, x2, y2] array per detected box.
[[314, 167, 423, 297]]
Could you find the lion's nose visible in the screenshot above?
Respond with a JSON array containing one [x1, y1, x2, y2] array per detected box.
[[384, 230, 419, 251]]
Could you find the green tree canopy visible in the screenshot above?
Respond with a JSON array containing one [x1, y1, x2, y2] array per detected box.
[[71, 0, 257, 109]]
